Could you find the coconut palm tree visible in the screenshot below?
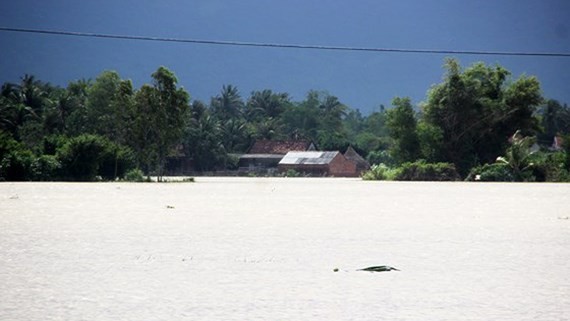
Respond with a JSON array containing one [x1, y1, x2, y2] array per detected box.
[[246, 89, 290, 121], [210, 85, 244, 122]]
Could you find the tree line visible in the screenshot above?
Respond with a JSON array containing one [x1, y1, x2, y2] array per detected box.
[[1, 58, 569, 181]]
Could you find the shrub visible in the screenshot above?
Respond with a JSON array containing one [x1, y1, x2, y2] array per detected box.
[[42, 135, 68, 155], [466, 163, 514, 182], [366, 150, 395, 167], [531, 152, 570, 182], [57, 134, 136, 181], [98, 144, 136, 180], [57, 134, 107, 181], [284, 169, 301, 177], [124, 168, 145, 182], [225, 154, 240, 170], [0, 148, 35, 181], [0, 131, 31, 181], [361, 163, 399, 181], [30, 155, 61, 181], [394, 161, 460, 181]]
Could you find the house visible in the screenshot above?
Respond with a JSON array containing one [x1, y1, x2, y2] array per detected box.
[[343, 146, 370, 175], [238, 139, 317, 172], [278, 151, 358, 177]]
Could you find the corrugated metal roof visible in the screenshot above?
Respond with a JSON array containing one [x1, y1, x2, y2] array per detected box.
[[279, 151, 339, 165], [239, 154, 284, 160]]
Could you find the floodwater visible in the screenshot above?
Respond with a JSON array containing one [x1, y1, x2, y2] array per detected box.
[[0, 178, 569, 321]]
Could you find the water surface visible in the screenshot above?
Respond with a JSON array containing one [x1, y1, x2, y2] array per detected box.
[[1, 178, 569, 320]]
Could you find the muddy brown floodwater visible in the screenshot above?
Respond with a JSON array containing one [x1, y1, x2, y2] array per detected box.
[[1, 178, 569, 320]]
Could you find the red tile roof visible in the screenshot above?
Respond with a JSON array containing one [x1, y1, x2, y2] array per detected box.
[[248, 140, 314, 154]]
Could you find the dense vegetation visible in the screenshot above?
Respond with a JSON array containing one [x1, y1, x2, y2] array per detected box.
[[1, 58, 569, 181]]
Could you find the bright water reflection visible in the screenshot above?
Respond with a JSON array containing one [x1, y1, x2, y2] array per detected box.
[[1, 178, 569, 320]]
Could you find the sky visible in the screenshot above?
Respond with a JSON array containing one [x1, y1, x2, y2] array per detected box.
[[1, 0, 569, 114]]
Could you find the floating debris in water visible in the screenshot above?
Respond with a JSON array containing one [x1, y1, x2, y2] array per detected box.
[[9, 195, 19, 199], [358, 265, 400, 272], [558, 216, 569, 220], [166, 205, 175, 209]]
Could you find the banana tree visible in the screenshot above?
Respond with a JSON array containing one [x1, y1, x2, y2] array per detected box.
[[496, 130, 537, 181]]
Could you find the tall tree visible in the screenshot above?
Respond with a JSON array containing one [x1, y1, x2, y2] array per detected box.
[[386, 97, 420, 164], [64, 79, 92, 136], [108, 80, 135, 179], [211, 85, 244, 122], [422, 58, 543, 175], [85, 71, 121, 137], [185, 115, 226, 171], [539, 99, 570, 143], [246, 89, 290, 121], [131, 67, 189, 180]]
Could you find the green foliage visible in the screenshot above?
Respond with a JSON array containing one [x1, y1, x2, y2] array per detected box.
[[284, 169, 301, 177], [221, 119, 250, 153], [279, 90, 349, 148], [56, 134, 134, 181], [529, 152, 570, 182], [539, 99, 570, 142], [131, 67, 190, 180], [353, 132, 386, 158], [0, 147, 35, 181], [0, 130, 19, 158], [124, 168, 145, 182], [394, 161, 460, 181], [280, 91, 319, 139], [366, 150, 395, 167], [246, 89, 290, 121], [30, 155, 61, 181], [98, 144, 136, 181], [57, 134, 108, 181], [386, 97, 420, 164], [496, 131, 537, 182], [466, 163, 514, 182], [1, 131, 61, 181], [416, 122, 444, 162], [185, 115, 227, 171], [316, 130, 349, 151], [0, 131, 33, 181], [421, 58, 543, 176], [362, 161, 459, 181], [225, 154, 241, 170], [0, 61, 566, 181], [361, 164, 399, 181], [85, 70, 122, 136], [42, 134, 68, 155], [211, 85, 244, 122]]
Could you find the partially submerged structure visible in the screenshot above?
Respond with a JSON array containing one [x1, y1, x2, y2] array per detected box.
[[278, 151, 358, 177], [238, 140, 316, 173], [343, 146, 371, 173], [237, 140, 369, 177]]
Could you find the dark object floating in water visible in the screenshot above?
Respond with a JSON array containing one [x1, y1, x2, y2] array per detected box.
[[358, 265, 400, 272], [166, 205, 175, 209]]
